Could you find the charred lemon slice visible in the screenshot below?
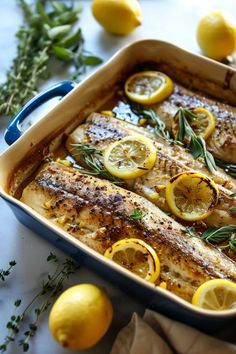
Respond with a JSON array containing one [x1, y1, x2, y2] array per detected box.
[[172, 107, 216, 140], [104, 238, 160, 283], [192, 279, 236, 311], [124, 71, 174, 104], [103, 135, 156, 179], [165, 172, 219, 221]]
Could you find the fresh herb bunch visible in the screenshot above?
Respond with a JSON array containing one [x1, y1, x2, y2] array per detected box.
[[0, 252, 79, 353], [0, 0, 102, 118], [71, 143, 124, 185], [174, 108, 217, 173], [0, 260, 17, 281]]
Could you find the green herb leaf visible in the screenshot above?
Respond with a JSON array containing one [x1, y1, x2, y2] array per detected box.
[[15, 300, 22, 307], [47, 24, 72, 41], [215, 158, 236, 179], [0, 0, 101, 118], [174, 109, 217, 173], [0, 261, 17, 282], [130, 103, 171, 141], [231, 192, 236, 198], [57, 28, 83, 48], [201, 226, 236, 244], [183, 227, 198, 237], [229, 239, 236, 252], [231, 207, 236, 214], [82, 55, 103, 66], [71, 143, 124, 185], [52, 45, 74, 61], [0, 253, 79, 353], [130, 209, 147, 220]]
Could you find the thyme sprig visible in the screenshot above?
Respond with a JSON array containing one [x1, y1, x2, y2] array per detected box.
[[0, 261, 17, 282], [174, 108, 217, 173], [0, 253, 79, 353], [71, 143, 124, 185], [201, 226, 236, 251], [0, 0, 102, 118], [130, 209, 147, 220]]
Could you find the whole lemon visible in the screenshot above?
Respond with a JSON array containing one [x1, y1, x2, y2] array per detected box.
[[91, 0, 142, 35], [48, 283, 113, 350], [197, 11, 236, 60]]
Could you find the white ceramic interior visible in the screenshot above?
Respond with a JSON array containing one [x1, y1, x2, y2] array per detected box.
[[1, 39, 236, 319]]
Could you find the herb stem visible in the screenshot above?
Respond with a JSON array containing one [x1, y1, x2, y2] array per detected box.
[[0, 254, 79, 353], [174, 108, 217, 173], [0, 261, 17, 282], [71, 143, 124, 185]]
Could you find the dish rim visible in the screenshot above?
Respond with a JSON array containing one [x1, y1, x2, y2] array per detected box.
[[1, 38, 236, 318]]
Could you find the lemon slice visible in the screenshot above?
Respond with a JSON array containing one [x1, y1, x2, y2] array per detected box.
[[104, 238, 160, 283], [124, 71, 174, 104], [192, 279, 236, 311], [172, 107, 216, 140], [165, 172, 219, 221], [103, 134, 157, 179]]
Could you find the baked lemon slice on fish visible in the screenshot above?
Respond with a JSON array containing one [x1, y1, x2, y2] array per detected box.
[[166, 172, 219, 221], [103, 134, 156, 179], [124, 71, 174, 104], [192, 279, 236, 311], [104, 238, 160, 283], [172, 107, 216, 140]]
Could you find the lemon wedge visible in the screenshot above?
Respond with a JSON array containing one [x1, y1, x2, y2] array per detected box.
[[197, 11, 236, 60], [49, 284, 113, 349], [91, 0, 142, 35], [104, 238, 160, 283], [192, 279, 236, 311], [103, 134, 157, 179], [165, 172, 219, 221], [125, 71, 174, 104]]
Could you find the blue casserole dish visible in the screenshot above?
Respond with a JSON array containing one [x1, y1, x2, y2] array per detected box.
[[1, 39, 236, 333]]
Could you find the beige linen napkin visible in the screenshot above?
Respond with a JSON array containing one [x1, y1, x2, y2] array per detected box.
[[110, 310, 236, 354]]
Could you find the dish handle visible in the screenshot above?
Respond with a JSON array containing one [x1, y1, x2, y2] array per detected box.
[[4, 80, 75, 145]]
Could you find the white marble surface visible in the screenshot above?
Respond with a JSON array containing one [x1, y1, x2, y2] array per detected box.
[[1, 1, 236, 353]]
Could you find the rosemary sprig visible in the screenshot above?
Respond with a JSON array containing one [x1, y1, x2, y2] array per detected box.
[[0, 0, 102, 118], [130, 209, 147, 220], [0, 261, 17, 282], [174, 108, 217, 173], [71, 143, 124, 185], [0, 253, 79, 353], [130, 103, 171, 141], [201, 226, 236, 251]]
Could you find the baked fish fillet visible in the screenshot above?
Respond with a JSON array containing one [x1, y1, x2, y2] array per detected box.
[[66, 113, 236, 228], [152, 83, 236, 163], [20, 162, 236, 302]]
